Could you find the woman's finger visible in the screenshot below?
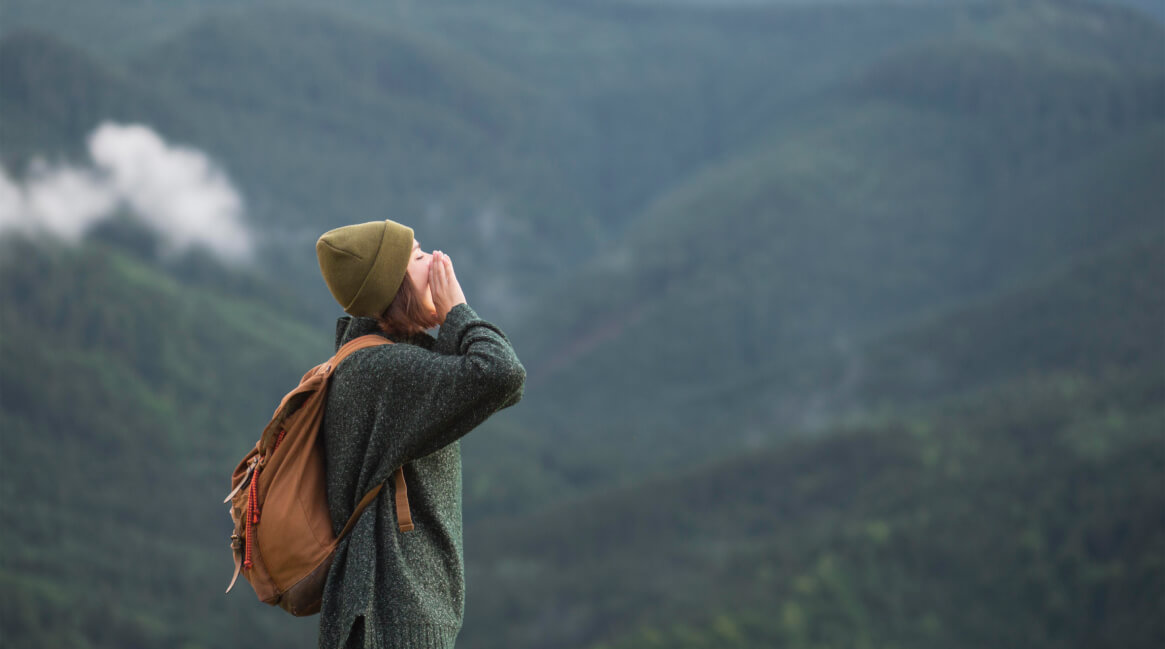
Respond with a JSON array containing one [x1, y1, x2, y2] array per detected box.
[[431, 252, 444, 284]]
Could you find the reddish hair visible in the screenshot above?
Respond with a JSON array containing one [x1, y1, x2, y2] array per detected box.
[[377, 271, 440, 339]]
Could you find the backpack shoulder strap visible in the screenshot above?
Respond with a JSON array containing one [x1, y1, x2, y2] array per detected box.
[[258, 335, 394, 454], [327, 334, 414, 536], [325, 334, 393, 378]]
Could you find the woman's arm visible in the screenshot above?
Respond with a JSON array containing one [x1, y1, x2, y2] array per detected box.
[[370, 302, 525, 465], [429, 250, 523, 410]]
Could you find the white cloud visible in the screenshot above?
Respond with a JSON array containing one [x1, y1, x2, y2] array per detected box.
[[0, 122, 252, 263], [0, 160, 115, 242]]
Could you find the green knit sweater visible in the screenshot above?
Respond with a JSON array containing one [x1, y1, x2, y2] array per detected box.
[[318, 303, 525, 649]]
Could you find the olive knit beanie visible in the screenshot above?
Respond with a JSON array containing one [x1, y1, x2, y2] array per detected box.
[[316, 219, 415, 317]]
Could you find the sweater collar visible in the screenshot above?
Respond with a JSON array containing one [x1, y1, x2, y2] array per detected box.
[[333, 315, 435, 352]]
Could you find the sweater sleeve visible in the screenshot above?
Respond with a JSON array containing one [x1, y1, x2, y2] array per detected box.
[[373, 303, 525, 466]]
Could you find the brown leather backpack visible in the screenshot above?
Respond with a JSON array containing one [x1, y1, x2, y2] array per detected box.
[[224, 334, 414, 616]]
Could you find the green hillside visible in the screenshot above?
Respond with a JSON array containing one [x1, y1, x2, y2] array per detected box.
[[416, 0, 967, 227], [462, 371, 1163, 649], [128, 7, 561, 230], [485, 3, 1165, 515], [458, 238, 1165, 648], [0, 14, 597, 317], [702, 229, 1165, 439], [11, 1, 1152, 326], [0, 1, 981, 317], [0, 31, 189, 166], [0, 238, 328, 648]]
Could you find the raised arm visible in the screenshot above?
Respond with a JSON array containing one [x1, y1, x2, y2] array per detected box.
[[395, 302, 525, 460], [332, 301, 523, 484]]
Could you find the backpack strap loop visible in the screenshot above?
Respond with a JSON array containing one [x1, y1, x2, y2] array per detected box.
[[337, 467, 413, 539], [393, 469, 414, 532]]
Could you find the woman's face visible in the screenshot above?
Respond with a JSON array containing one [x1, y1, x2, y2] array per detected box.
[[406, 239, 437, 315]]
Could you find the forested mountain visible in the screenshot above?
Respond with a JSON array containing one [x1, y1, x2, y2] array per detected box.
[[0, 0, 989, 316], [486, 1, 1165, 514], [0, 12, 586, 318], [0, 237, 325, 647], [466, 369, 1164, 649], [0, 32, 188, 162], [460, 234, 1164, 648], [0, 1, 1161, 648]]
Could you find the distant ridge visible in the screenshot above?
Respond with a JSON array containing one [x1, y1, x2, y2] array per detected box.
[[0, 30, 184, 164]]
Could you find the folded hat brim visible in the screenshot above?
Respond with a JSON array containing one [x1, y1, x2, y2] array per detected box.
[[345, 220, 414, 318]]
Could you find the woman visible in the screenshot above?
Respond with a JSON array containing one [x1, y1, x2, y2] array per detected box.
[[313, 219, 526, 649]]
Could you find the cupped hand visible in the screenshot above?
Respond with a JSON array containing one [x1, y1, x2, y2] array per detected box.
[[429, 250, 467, 323]]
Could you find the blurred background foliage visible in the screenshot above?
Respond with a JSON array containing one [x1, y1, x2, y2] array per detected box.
[[0, 0, 1162, 647]]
